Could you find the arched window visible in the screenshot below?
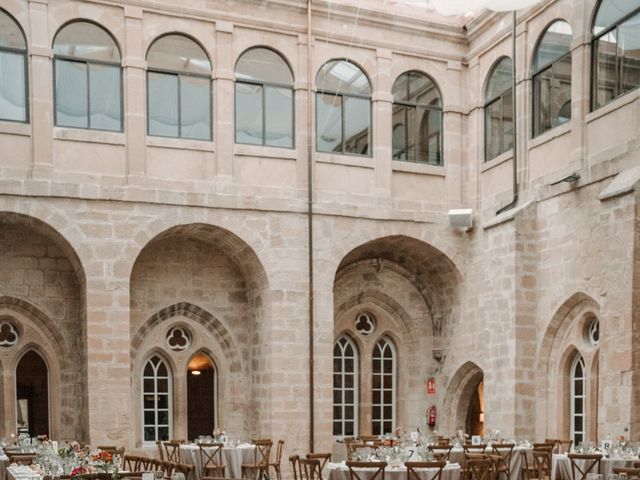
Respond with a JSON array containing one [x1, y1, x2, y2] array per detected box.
[[53, 21, 122, 131], [147, 34, 211, 140], [372, 337, 396, 435], [570, 354, 585, 445], [532, 21, 572, 137], [187, 352, 217, 439], [0, 9, 27, 122], [592, 0, 640, 109], [143, 355, 172, 443], [484, 57, 513, 161], [333, 336, 359, 437], [316, 59, 371, 156], [235, 47, 294, 148], [392, 71, 443, 165], [16, 350, 49, 437]]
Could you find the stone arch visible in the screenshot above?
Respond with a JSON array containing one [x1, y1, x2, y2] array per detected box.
[[442, 361, 484, 435], [536, 292, 601, 441]]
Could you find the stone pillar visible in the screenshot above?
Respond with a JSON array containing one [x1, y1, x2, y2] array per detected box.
[[373, 48, 392, 197], [444, 60, 464, 207], [213, 22, 234, 190], [28, 0, 53, 178], [123, 6, 146, 179], [295, 33, 310, 193]]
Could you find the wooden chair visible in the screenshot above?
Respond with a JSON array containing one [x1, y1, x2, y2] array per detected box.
[[120, 474, 144, 480], [346, 443, 368, 461], [612, 468, 640, 477], [462, 454, 490, 480], [199, 443, 225, 478], [8, 454, 37, 465], [435, 437, 450, 446], [345, 461, 386, 480], [567, 454, 602, 480], [521, 450, 536, 480], [361, 436, 379, 443], [97, 446, 117, 453], [491, 443, 515, 480], [289, 455, 301, 480], [464, 445, 488, 455], [406, 461, 446, 480], [269, 440, 285, 480], [123, 454, 140, 472], [467, 458, 493, 480], [156, 441, 165, 461], [306, 453, 332, 473], [163, 441, 182, 463], [173, 462, 196, 480], [428, 445, 452, 462], [531, 449, 552, 480], [299, 458, 322, 480], [241, 439, 272, 480], [162, 461, 175, 479]]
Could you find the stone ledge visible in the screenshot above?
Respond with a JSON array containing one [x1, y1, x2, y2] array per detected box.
[[482, 200, 533, 230], [598, 165, 640, 201]]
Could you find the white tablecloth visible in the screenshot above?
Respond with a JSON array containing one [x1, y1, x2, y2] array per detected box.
[[551, 454, 639, 480], [6, 466, 40, 480], [0, 450, 10, 480], [449, 446, 531, 480], [327, 462, 461, 480], [180, 444, 256, 480]]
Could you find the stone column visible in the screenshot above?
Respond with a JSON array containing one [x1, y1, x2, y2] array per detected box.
[[28, 0, 53, 179], [213, 22, 234, 190], [373, 48, 392, 197], [295, 33, 311, 193], [444, 60, 464, 207]]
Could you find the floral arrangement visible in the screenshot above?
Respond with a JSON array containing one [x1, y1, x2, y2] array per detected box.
[[91, 450, 118, 475], [58, 441, 83, 458], [70, 466, 92, 477]]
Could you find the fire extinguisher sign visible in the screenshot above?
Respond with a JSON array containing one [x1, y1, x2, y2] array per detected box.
[[426, 377, 436, 395]]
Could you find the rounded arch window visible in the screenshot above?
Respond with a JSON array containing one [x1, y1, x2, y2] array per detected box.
[[53, 21, 122, 131], [592, 0, 640, 109], [147, 34, 212, 140], [235, 47, 294, 148], [355, 311, 376, 336], [165, 325, 192, 352], [532, 20, 572, 137], [0, 318, 19, 347], [0, 9, 28, 122], [484, 57, 513, 161], [392, 71, 443, 165], [316, 59, 371, 156]]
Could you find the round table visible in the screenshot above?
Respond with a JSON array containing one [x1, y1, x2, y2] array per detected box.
[[327, 461, 461, 480], [180, 443, 256, 480], [551, 453, 640, 480]]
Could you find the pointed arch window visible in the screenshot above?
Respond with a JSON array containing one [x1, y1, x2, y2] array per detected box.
[[143, 355, 172, 442], [372, 337, 396, 435], [484, 57, 513, 161], [333, 336, 359, 437], [53, 21, 122, 131], [235, 47, 294, 148], [0, 9, 28, 122], [570, 354, 586, 445], [147, 34, 212, 140], [316, 59, 371, 156], [592, 0, 640, 109], [532, 21, 572, 137], [392, 71, 443, 165]]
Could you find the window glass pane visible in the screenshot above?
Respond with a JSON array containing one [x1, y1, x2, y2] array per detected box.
[[0, 51, 26, 121], [392, 108, 407, 160], [143, 379, 154, 392], [344, 374, 354, 389], [0, 11, 25, 49], [391, 71, 442, 107], [595, 32, 618, 108], [235, 82, 263, 145], [148, 72, 179, 137], [345, 422, 354, 436], [345, 406, 354, 419], [181, 75, 211, 140], [344, 358, 354, 372], [55, 60, 88, 128], [345, 389, 354, 404], [143, 426, 155, 442], [405, 105, 418, 161], [424, 108, 442, 165], [54, 22, 120, 63], [157, 379, 168, 392], [574, 379, 583, 396], [574, 416, 583, 432], [143, 396, 154, 409], [333, 421, 341, 435], [344, 96, 370, 155], [594, 0, 640, 34], [317, 60, 371, 96], [333, 406, 341, 419], [619, 13, 640, 95], [144, 411, 155, 425], [486, 57, 512, 101], [236, 47, 292, 85], [574, 398, 583, 414], [158, 427, 169, 441], [157, 395, 169, 409], [265, 86, 293, 147], [158, 410, 169, 425], [485, 100, 501, 161], [333, 390, 342, 404], [316, 93, 342, 153], [502, 91, 513, 152], [147, 34, 210, 75], [89, 64, 121, 131], [533, 21, 572, 72], [333, 373, 342, 388], [533, 56, 572, 137]]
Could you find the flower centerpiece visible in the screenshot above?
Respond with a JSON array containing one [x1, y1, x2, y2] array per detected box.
[[91, 450, 119, 477]]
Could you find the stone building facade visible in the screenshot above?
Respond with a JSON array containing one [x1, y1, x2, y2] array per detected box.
[[0, 0, 639, 457]]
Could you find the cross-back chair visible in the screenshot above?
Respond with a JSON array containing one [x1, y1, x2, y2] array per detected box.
[[306, 453, 332, 473], [123, 454, 140, 472], [405, 461, 446, 480], [612, 467, 640, 477], [156, 441, 165, 461], [467, 458, 493, 480], [290, 455, 302, 480], [531, 449, 552, 480], [491, 443, 515, 480], [241, 439, 272, 480], [299, 458, 323, 480], [269, 440, 285, 480], [567, 453, 602, 480], [199, 443, 225, 478], [163, 441, 182, 463], [345, 461, 387, 480], [428, 445, 452, 462], [346, 443, 368, 461]]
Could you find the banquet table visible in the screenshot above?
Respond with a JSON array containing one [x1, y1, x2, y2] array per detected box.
[[0, 450, 9, 480], [5, 466, 40, 480], [180, 443, 256, 480], [448, 445, 532, 480], [327, 461, 461, 480], [551, 453, 640, 480]]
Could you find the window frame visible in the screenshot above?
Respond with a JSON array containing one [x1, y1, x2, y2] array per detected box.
[[142, 355, 173, 445], [371, 336, 396, 436], [590, 2, 640, 111], [146, 64, 213, 141], [52, 22, 123, 132], [570, 354, 586, 446], [0, 10, 29, 124], [531, 50, 572, 137], [484, 58, 514, 162], [332, 335, 360, 439], [391, 71, 443, 166]]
